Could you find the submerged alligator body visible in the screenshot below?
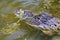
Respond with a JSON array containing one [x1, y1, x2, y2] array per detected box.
[[14, 9, 60, 36]]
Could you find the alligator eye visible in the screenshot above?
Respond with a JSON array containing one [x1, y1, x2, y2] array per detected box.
[[37, 17, 40, 20], [54, 24, 57, 26]]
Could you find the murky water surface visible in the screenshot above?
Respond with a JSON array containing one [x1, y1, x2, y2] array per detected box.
[[0, 0, 60, 40]]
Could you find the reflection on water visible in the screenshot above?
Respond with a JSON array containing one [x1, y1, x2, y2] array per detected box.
[[51, 36, 60, 40], [0, 0, 60, 40], [5, 29, 27, 40]]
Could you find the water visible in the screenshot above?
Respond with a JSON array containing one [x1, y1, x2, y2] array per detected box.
[[0, 0, 60, 40]]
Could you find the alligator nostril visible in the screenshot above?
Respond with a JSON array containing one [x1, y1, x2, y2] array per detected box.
[[14, 10, 20, 14]]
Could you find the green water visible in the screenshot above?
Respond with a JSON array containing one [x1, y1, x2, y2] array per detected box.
[[0, 0, 60, 40]]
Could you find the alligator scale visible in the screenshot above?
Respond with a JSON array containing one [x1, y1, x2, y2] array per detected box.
[[14, 9, 60, 36]]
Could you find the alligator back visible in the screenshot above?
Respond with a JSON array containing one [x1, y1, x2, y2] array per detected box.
[[14, 9, 60, 36], [25, 13, 60, 35]]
